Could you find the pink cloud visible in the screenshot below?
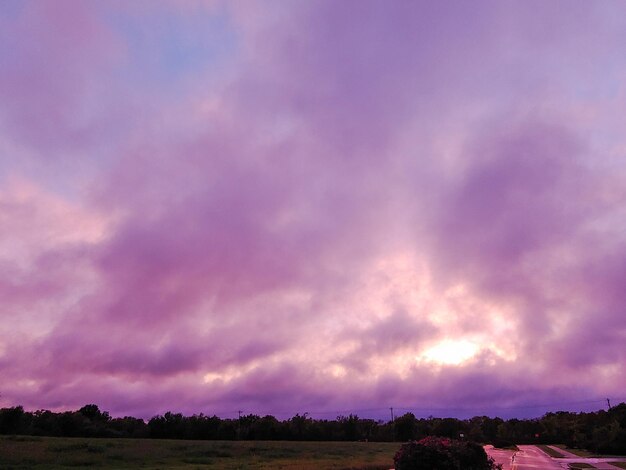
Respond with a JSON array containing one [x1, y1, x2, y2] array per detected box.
[[1, 0, 626, 419]]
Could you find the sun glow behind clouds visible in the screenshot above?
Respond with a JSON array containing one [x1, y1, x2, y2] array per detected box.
[[420, 340, 479, 366], [3, 0, 626, 419]]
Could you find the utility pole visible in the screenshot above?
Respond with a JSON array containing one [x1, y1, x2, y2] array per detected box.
[[607, 398, 612, 410], [390, 407, 394, 422], [237, 410, 242, 439]]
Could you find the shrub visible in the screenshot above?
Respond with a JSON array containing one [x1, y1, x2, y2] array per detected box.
[[394, 436, 502, 470]]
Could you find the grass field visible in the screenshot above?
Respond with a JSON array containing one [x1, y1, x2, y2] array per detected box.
[[537, 445, 565, 458], [555, 445, 596, 457], [555, 444, 626, 459], [555, 445, 606, 458], [0, 435, 398, 469]]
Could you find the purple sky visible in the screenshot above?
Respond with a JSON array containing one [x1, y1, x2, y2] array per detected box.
[[1, 0, 625, 420]]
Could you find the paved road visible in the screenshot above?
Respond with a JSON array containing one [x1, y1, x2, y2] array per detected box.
[[484, 445, 514, 470], [486, 445, 563, 469], [486, 444, 626, 470], [509, 445, 563, 469]]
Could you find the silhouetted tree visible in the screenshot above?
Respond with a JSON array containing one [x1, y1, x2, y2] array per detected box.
[[0, 406, 26, 434], [0, 401, 624, 451], [395, 413, 417, 441], [79, 404, 110, 422]]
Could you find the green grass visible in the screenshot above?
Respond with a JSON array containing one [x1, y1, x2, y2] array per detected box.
[[537, 445, 565, 458], [555, 445, 598, 458], [0, 435, 398, 469], [554, 444, 626, 459]]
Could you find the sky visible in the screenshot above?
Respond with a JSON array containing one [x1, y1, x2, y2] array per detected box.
[[1, 0, 625, 421]]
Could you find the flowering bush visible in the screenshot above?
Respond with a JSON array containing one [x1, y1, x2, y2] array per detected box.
[[394, 436, 502, 470]]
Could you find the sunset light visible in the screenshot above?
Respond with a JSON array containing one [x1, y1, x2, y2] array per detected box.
[[1, 0, 625, 423], [420, 340, 479, 366]]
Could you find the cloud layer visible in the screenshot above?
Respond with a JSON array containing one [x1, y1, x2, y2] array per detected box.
[[1, 0, 626, 419]]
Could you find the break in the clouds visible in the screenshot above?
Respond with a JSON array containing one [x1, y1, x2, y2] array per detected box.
[[1, 0, 626, 419]]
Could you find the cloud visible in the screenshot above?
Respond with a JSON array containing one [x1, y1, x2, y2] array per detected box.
[[1, 0, 626, 419], [0, 0, 126, 156]]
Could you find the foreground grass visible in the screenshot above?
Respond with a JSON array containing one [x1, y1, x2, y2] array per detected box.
[[0, 435, 398, 469], [567, 464, 595, 469], [611, 463, 626, 469]]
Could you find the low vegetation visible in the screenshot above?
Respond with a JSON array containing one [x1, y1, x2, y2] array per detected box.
[[555, 445, 596, 457], [0, 436, 397, 469], [394, 436, 502, 470], [567, 464, 595, 469], [537, 445, 565, 458], [491, 442, 518, 451]]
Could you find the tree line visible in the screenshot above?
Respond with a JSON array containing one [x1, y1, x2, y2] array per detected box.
[[0, 403, 624, 453]]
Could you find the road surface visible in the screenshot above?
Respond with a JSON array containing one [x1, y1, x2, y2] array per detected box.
[[511, 445, 563, 469], [485, 445, 564, 469], [484, 445, 514, 470], [486, 444, 626, 469]]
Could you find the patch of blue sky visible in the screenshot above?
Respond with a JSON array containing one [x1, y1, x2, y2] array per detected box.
[[0, 0, 27, 72], [102, 4, 237, 90], [0, 0, 25, 20]]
